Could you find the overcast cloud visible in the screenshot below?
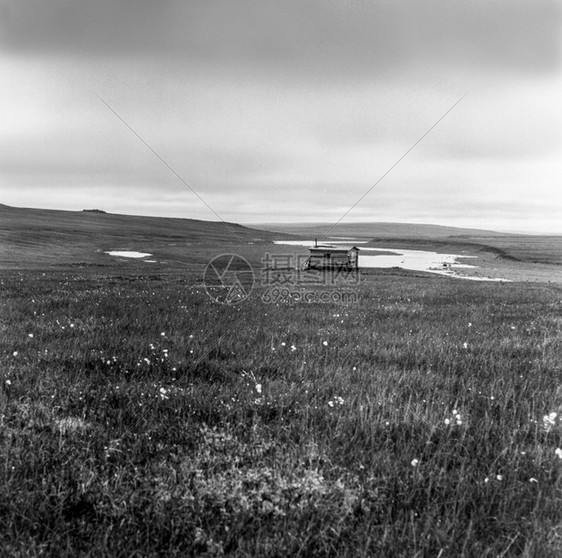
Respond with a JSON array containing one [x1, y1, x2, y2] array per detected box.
[[1, 0, 561, 232]]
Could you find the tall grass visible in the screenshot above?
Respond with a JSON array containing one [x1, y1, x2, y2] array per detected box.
[[1, 271, 561, 556]]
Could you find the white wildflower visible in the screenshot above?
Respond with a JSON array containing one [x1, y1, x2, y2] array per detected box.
[[543, 412, 557, 432]]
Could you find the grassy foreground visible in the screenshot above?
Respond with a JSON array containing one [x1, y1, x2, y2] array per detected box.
[[1, 270, 562, 556]]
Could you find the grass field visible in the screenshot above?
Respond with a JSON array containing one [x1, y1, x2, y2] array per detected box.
[[1, 205, 562, 556], [1, 268, 562, 556]]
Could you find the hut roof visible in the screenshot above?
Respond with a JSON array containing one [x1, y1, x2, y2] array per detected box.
[[309, 245, 360, 253]]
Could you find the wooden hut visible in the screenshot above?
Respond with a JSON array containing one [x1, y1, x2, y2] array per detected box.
[[304, 241, 359, 270]]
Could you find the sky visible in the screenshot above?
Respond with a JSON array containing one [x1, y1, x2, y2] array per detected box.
[[1, 0, 561, 233]]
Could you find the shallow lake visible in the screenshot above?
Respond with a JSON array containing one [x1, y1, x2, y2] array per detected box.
[[274, 241, 509, 281], [105, 251, 152, 259]]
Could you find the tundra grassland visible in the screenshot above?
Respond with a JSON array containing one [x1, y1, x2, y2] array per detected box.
[[1, 270, 562, 557]]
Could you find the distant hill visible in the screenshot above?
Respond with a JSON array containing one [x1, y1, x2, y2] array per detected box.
[[0, 204, 291, 269], [0, 204, 283, 244], [258, 222, 512, 238]]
